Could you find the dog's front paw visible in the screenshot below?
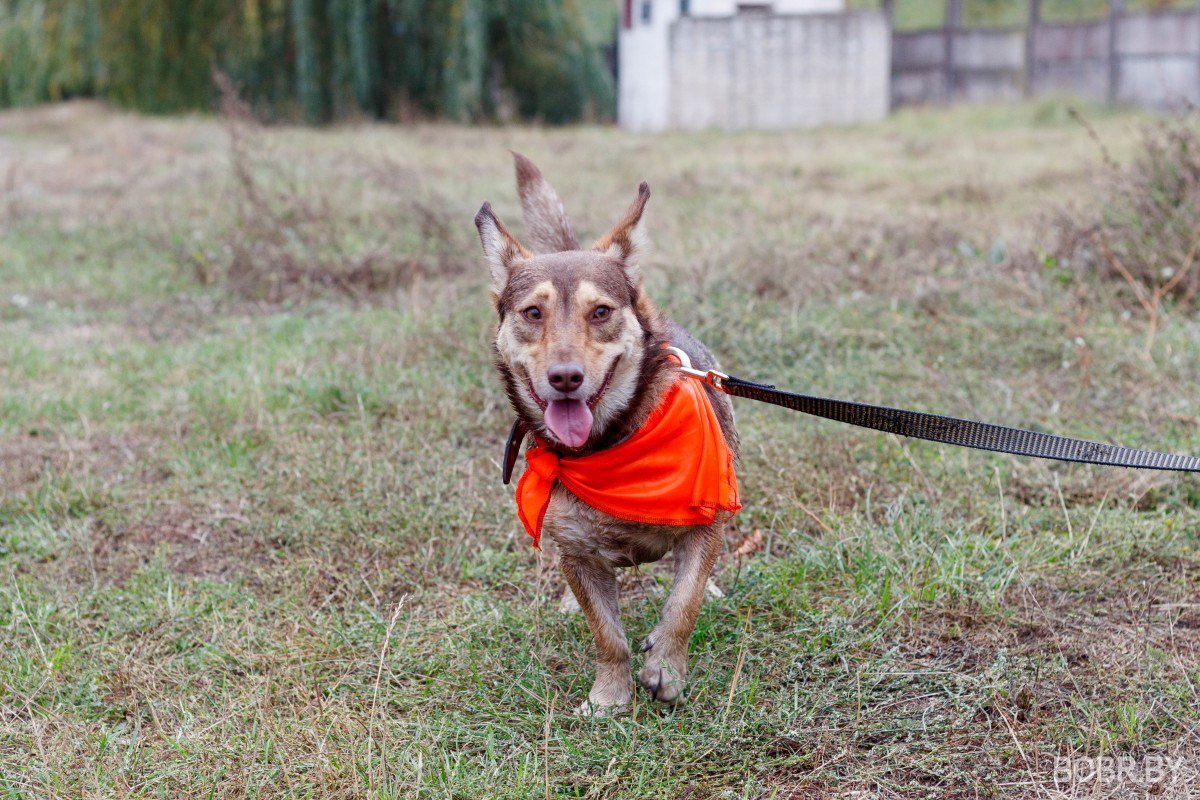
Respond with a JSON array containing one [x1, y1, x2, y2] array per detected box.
[[575, 672, 632, 718], [638, 647, 688, 704], [573, 697, 629, 718]]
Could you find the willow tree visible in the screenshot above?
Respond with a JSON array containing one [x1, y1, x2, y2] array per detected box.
[[0, 0, 614, 122]]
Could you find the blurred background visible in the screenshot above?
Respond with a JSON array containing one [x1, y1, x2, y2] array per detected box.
[[0, 0, 617, 123], [3, 0, 1199, 128]]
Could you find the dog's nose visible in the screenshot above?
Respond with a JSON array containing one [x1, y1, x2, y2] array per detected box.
[[547, 363, 585, 393]]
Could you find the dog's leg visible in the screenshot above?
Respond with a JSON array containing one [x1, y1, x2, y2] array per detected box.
[[559, 556, 632, 716], [638, 524, 723, 704]]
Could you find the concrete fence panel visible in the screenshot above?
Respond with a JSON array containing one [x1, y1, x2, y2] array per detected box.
[[668, 13, 890, 130], [953, 29, 1024, 70], [1029, 20, 1110, 101], [1032, 21, 1109, 61], [951, 29, 1024, 100], [892, 31, 948, 105], [1119, 55, 1200, 107], [896, 6, 1200, 111], [893, 28, 1024, 104], [1117, 10, 1199, 56], [893, 30, 947, 67], [1030, 60, 1110, 101], [620, 2, 1200, 130]]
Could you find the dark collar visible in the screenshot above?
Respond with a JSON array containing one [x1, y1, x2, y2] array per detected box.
[[501, 418, 529, 484]]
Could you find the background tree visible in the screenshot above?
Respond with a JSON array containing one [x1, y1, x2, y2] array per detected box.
[[0, 0, 614, 123]]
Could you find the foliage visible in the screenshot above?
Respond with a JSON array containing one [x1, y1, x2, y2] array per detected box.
[[201, 74, 471, 301], [1095, 113, 1200, 302], [0, 0, 614, 122], [1057, 111, 1200, 321]]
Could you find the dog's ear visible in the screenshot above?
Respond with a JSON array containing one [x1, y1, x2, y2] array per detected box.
[[475, 202, 529, 300], [593, 182, 650, 286], [512, 152, 579, 253]]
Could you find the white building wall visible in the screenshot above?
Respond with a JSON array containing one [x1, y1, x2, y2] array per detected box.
[[687, 0, 844, 14], [619, 0, 885, 132], [669, 13, 889, 130], [774, 0, 845, 12], [618, 1, 680, 132]]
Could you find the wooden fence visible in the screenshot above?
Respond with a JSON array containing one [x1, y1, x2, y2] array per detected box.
[[887, 0, 1200, 108]]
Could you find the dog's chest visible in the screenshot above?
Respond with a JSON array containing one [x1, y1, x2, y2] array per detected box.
[[543, 484, 679, 567]]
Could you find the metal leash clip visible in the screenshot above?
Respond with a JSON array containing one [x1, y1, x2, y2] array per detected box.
[[665, 346, 729, 390]]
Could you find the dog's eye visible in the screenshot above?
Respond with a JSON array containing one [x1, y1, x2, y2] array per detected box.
[[591, 305, 611, 321], [522, 306, 543, 322]]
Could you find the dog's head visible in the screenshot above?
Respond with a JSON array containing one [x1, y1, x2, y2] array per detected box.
[[475, 154, 662, 451]]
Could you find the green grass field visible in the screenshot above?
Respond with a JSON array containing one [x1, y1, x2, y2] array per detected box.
[[2, 99, 1199, 798]]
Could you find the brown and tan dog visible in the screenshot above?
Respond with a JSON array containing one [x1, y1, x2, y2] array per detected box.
[[475, 154, 739, 715]]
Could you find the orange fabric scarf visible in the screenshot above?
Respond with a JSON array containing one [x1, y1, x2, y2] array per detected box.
[[515, 375, 740, 548]]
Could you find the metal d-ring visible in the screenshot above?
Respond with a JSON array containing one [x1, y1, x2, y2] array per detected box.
[[664, 346, 729, 390]]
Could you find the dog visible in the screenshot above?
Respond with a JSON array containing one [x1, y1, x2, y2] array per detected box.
[[475, 154, 741, 715]]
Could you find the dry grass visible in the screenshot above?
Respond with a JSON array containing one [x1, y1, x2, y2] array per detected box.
[[1, 99, 1199, 798], [206, 75, 470, 303], [1055, 111, 1200, 326]]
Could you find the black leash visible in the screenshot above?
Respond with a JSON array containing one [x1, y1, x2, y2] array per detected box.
[[501, 352, 1200, 484], [717, 374, 1200, 472], [667, 347, 1200, 474]]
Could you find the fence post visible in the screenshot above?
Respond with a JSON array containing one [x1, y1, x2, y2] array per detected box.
[[1025, 0, 1041, 97], [945, 0, 962, 102], [1107, 0, 1124, 105]]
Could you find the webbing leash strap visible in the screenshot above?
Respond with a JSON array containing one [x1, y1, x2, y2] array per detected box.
[[718, 375, 1200, 472], [664, 348, 1200, 474]]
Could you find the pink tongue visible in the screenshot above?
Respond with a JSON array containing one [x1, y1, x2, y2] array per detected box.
[[544, 399, 593, 448]]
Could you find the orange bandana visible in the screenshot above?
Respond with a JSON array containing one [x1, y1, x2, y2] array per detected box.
[[515, 375, 741, 548]]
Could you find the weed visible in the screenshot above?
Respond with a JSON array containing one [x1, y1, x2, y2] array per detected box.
[[1061, 110, 1200, 322], [207, 73, 470, 302]]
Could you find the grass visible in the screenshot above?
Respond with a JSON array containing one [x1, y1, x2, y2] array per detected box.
[[2, 98, 1200, 798]]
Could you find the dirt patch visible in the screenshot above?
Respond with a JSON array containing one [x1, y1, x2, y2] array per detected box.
[[902, 570, 1200, 759], [0, 429, 148, 496], [0, 430, 274, 583], [1002, 578, 1200, 673], [92, 500, 278, 583], [912, 571, 1200, 667], [757, 573, 1200, 797]]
